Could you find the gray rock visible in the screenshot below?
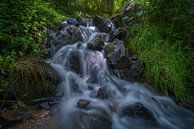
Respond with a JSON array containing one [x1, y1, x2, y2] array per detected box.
[[79, 112, 112, 129], [97, 87, 108, 99], [46, 26, 84, 55], [120, 102, 157, 122], [129, 54, 144, 79], [77, 99, 91, 109]]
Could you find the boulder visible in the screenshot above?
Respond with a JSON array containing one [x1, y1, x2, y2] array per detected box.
[[46, 25, 84, 55], [120, 102, 156, 121], [93, 16, 111, 33], [109, 28, 128, 42], [87, 35, 104, 51], [129, 54, 144, 79], [97, 87, 108, 99], [77, 99, 91, 109], [79, 112, 112, 129], [104, 43, 115, 56]]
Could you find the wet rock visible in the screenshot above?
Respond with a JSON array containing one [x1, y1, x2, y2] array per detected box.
[[87, 35, 104, 51], [130, 54, 138, 61], [107, 53, 144, 81], [106, 39, 127, 65], [93, 16, 111, 33], [129, 54, 144, 79], [104, 43, 115, 56], [68, 77, 82, 93], [66, 19, 79, 26], [77, 99, 91, 109], [76, 42, 84, 49], [109, 28, 128, 42], [68, 50, 81, 73], [107, 52, 121, 64], [120, 102, 156, 121], [108, 56, 131, 80], [46, 26, 84, 55], [113, 39, 127, 57], [86, 77, 96, 84], [79, 112, 112, 129], [55, 91, 64, 98], [76, 16, 87, 26], [67, 26, 84, 43], [87, 19, 95, 27], [114, 56, 131, 69], [97, 87, 108, 99]]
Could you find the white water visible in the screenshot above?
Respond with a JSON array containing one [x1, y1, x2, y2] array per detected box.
[[50, 22, 194, 129]]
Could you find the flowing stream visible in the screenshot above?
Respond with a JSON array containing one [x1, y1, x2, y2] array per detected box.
[[48, 18, 194, 129]]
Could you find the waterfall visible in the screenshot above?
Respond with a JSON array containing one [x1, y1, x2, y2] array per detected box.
[[47, 17, 194, 129]]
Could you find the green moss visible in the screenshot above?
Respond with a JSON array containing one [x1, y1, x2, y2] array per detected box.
[[128, 24, 191, 100]]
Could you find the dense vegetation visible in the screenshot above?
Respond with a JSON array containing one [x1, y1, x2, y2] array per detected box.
[[128, 0, 194, 101], [0, 0, 193, 105]]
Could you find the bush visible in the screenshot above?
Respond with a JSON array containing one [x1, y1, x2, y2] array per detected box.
[[0, 0, 64, 54], [0, 0, 64, 100]]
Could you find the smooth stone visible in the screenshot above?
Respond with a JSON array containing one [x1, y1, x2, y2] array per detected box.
[[77, 99, 91, 109]]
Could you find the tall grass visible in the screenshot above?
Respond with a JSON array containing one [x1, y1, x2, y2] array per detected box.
[[128, 24, 189, 100]]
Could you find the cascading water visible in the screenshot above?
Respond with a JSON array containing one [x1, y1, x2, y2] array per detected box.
[[48, 17, 194, 129]]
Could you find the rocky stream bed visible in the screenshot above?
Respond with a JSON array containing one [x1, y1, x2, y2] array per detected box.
[[1, 3, 194, 129]]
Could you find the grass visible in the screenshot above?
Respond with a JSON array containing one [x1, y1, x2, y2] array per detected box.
[[128, 24, 190, 100]]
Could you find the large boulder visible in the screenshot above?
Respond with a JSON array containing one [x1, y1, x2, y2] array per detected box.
[[79, 112, 112, 129], [120, 102, 156, 121]]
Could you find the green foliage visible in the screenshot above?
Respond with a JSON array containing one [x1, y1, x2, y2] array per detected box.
[[144, 0, 194, 46], [0, 0, 64, 54], [0, 52, 17, 92], [127, 0, 194, 101], [129, 24, 189, 100], [49, 0, 129, 16], [0, 0, 64, 99]]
